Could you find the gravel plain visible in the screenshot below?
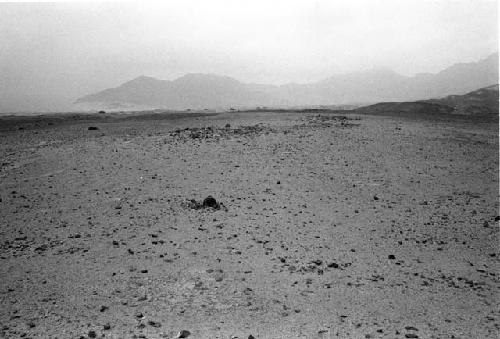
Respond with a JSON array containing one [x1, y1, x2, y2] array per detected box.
[[0, 111, 498, 339]]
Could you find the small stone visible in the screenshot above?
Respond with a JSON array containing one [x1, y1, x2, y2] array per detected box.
[[88, 330, 97, 338], [148, 320, 161, 327], [177, 330, 191, 338], [495, 215, 500, 221], [388, 255, 396, 260], [99, 305, 108, 312], [405, 334, 418, 338], [373, 195, 379, 200], [88, 126, 99, 131], [328, 262, 339, 268], [405, 326, 418, 331], [103, 323, 111, 331], [248, 335, 255, 339]]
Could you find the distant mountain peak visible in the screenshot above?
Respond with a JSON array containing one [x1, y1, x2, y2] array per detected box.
[[173, 73, 241, 84], [135, 75, 156, 80], [125, 75, 159, 84], [176, 73, 222, 79]]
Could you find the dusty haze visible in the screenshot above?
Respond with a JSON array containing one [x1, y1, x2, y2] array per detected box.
[[0, 0, 498, 112], [0, 2, 499, 338]]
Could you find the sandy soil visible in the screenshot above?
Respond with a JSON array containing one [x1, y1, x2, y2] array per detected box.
[[0, 111, 498, 339]]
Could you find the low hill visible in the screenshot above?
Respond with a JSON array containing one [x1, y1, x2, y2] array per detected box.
[[427, 84, 499, 115], [356, 85, 498, 117], [355, 101, 455, 116]]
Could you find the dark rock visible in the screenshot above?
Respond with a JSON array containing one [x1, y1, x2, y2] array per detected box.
[[328, 262, 339, 268], [34, 244, 48, 252], [177, 330, 191, 338], [405, 326, 418, 331], [203, 196, 219, 209], [248, 335, 255, 339], [88, 330, 97, 338], [405, 334, 419, 338], [495, 216, 500, 221], [147, 320, 161, 327], [88, 126, 99, 131], [225, 123, 231, 128], [103, 323, 111, 331], [99, 305, 108, 312], [388, 255, 396, 260]]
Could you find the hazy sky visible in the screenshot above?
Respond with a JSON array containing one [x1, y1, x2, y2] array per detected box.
[[0, 0, 498, 111]]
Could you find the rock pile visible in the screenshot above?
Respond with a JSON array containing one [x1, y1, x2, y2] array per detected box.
[[302, 114, 361, 128], [183, 195, 226, 211], [170, 124, 276, 141]]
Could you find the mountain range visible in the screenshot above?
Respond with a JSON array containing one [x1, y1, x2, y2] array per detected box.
[[76, 53, 498, 110]]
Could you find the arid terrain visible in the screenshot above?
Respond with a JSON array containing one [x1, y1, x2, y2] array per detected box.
[[0, 111, 498, 339]]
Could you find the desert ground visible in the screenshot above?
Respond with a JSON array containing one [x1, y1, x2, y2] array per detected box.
[[0, 111, 498, 339]]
